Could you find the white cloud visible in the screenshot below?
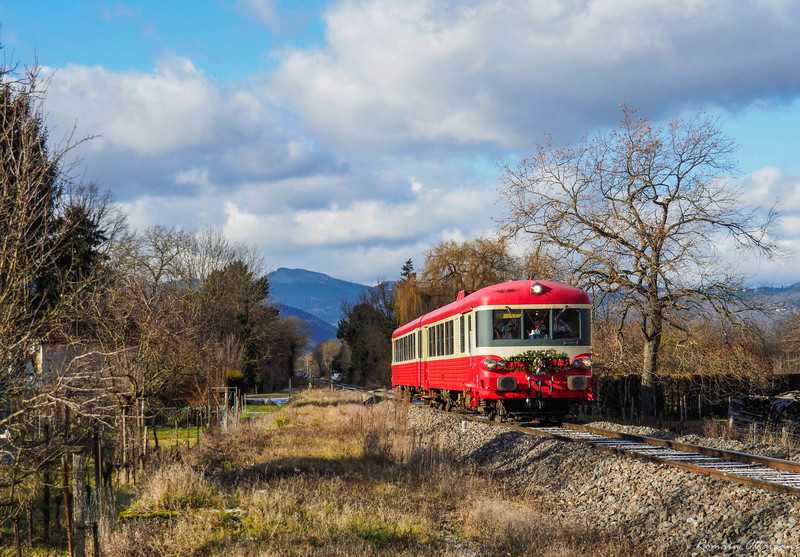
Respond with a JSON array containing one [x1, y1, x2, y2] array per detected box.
[[236, 0, 280, 28], [740, 166, 800, 212], [223, 202, 263, 240], [221, 183, 495, 249], [174, 167, 212, 187], [272, 0, 800, 151], [42, 54, 262, 156], [781, 215, 800, 237], [708, 166, 800, 285], [31, 0, 800, 287]]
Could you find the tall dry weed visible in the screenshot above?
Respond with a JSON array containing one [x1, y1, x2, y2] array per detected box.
[[703, 418, 800, 455], [131, 461, 222, 513], [465, 497, 632, 557]]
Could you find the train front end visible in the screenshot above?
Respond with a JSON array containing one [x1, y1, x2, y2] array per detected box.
[[470, 280, 593, 420]]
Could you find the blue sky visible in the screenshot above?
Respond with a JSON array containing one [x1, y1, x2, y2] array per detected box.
[[2, 0, 800, 285]]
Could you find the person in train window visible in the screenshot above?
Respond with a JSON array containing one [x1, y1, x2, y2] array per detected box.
[[554, 316, 574, 338], [493, 320, 504, 339]]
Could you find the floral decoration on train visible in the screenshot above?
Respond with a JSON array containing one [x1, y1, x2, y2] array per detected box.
[[503, 349, 571, 374]]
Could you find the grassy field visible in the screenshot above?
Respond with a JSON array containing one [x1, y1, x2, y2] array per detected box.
[[149, 395, 289, 450], [102, 389, 635, 556]]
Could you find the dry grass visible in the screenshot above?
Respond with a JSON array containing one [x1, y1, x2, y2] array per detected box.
[[102, 389, 635, 556], [465, 498, 627, 557], [703, 418, 800, 459]]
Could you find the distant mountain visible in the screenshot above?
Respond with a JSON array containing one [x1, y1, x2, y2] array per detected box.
[[275, 303, 339, 347], [267, 269, 800, 348], [754, 282, 800, 304], [268, 267, 373, 325]]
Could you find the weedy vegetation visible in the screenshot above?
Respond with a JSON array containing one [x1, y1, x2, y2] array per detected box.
[[101, 389, 635, 556], [703, 418, 800, 458]]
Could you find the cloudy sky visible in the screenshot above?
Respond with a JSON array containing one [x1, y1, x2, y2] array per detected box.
[[3, 0, 800, 285]]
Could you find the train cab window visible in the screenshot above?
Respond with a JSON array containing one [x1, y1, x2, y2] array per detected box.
[[553, 308, 580, 340], [523, 309, 549, 339], [479, 307, 590, 346], [492, 310, 521, 340]]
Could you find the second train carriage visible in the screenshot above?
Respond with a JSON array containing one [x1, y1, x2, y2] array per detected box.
[[391, 279, 593, 420]]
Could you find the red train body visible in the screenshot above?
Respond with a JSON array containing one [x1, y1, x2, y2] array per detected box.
[[391, 279, 593, 420]]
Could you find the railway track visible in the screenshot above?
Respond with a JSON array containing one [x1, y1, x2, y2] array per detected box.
[[330, 383, 800, 497], [450, 409, 800, 498]]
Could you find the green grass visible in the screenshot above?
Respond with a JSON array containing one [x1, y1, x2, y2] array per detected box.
[[153, 425, 204, 448], [242, 403, 285, 417]]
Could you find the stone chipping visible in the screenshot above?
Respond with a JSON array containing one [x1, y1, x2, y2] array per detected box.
[[406, 407, 800, 556]]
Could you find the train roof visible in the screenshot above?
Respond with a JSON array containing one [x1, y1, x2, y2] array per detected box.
[[392, 279, 591, 337]]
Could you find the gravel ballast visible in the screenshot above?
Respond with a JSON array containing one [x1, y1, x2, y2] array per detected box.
[[406, 407, 800, 556]]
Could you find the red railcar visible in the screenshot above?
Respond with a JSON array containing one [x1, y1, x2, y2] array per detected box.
[[391, 279, 593, 420]]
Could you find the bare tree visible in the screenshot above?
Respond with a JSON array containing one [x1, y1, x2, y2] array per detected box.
[[0, 61, 115, 533], [313, 340, 342, 377], [500, 104, 780, 417]]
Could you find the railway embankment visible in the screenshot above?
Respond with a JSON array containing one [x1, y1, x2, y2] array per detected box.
[[407, 406, 800, 556]]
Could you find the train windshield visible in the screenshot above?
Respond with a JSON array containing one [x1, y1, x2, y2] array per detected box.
[[480, 307, 590, 346]]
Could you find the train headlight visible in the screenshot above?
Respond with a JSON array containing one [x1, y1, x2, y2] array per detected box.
[[530, 282, 544, 295], [484, 358, 499, 371], [572, 357, 593, 369]]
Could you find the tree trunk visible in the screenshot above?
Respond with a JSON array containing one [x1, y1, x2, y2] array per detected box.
[[641, 334, 660, 418], [13, 515, 21, 557]]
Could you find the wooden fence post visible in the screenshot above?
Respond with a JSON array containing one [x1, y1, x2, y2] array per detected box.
[[93, 430, 102, 557], [72, 453, 86, 557], [121, 410, 128, 485], [42, 464, 51, 543], [62, 454, 73, 557]]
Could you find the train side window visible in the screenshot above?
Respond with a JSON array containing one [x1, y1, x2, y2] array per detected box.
[[460, 316, 465, 353], [468, 315, 473, 349], [446, 321, 453, 355]]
